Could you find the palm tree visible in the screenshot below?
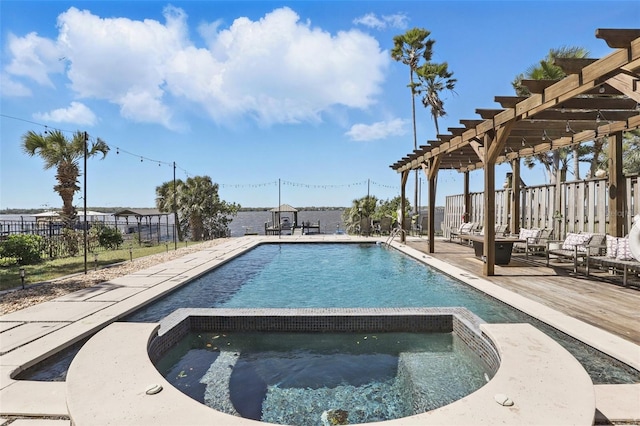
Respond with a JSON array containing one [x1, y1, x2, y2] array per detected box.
[[595, 130, 640, 176], [391, 27, 435, 216], [416, 61, 456, 135], [157, 175, 239, 241], [22, 129, 109, 226], [155, 181, 182, 242], [341, 195, 379, 234], [512, 46, 590, 180]]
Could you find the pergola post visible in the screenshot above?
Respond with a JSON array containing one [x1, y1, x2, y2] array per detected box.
[[400, 170, 409, 243], [422, 157, 441, 253], [463, 171, 470, 222], [510, 158, 521, 235], [608, 130, 627, 236], [483, 133, 497, 276], [483, 121, 514, 276]]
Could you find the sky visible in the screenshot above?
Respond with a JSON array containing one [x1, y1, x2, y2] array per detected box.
[[1, 1, 638, 210]]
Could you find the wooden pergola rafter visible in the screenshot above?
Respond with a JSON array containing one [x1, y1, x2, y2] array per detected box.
[[390, 28, 640, 276]]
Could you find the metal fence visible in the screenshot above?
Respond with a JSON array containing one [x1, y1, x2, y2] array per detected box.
[[0, 219, 176, 259]]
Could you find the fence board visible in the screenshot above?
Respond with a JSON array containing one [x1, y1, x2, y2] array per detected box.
[[445, 175, 638, 239]]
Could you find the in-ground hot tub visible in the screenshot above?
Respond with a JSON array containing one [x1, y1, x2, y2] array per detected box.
[[66, 307, 596, 425]]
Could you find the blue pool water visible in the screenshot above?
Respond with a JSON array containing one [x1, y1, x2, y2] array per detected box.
[[157, 331, 489, 425], [126, 243, 640, 385]]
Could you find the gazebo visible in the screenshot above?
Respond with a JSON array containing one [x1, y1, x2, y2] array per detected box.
[[390, 28, 640, 276], [266, 204, 298, 234], [113, 208, 172, 244]]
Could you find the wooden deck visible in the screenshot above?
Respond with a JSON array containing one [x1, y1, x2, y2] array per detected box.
[[406, 238, 640, 345]]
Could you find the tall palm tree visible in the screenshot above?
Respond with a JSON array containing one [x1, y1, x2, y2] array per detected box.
[[391, 27, 435, 216], [512, 46, 590, 180], [416, 61, 456, 135], [22, 129, 109, 226]]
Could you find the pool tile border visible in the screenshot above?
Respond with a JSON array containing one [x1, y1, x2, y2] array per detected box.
[[150, 307, 500, 374]]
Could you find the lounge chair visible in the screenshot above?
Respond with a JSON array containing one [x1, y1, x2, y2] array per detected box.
[[379, 217, 392, 235], [359, 217, 372, 236], [586, 235, 640, 286], [546, 232, 606, 273], [460, 223, 507, 245], [514, 228, 553, 258], [449, 222, 475, 244]]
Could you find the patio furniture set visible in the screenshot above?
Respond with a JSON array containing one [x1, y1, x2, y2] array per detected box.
[[448, 222, 640, 287]]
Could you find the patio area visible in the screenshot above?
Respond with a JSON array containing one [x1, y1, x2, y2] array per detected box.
[[406, 237, 640, 345]]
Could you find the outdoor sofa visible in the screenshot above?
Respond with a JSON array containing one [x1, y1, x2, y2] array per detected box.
[[586, 235, 640, 287], [546, 232, 606, 273]]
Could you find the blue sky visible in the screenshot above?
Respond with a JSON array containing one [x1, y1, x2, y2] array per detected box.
[[1, 1, 638, 209]]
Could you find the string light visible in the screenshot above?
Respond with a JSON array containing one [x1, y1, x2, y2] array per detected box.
[[565, 121, 575, 133], [1, 113, 195, 178], [595, 110, 610, 124], [2, 113, 399, 193]]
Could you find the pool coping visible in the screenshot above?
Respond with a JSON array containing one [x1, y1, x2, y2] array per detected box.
[[0, 235, 638, 423], [65, 309, 595, 425]]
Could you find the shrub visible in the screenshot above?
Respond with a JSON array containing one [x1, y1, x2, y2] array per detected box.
[[0, 234, 43, 265], [98, 227, 123, 249], [0, 257, 19, 267], [61, 229, 81, 257]]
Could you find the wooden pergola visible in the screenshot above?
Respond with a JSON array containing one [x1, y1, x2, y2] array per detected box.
[[390, 28, 640, 276]]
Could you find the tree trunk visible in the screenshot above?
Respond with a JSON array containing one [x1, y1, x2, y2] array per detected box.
[[410, 68, 419, 216]]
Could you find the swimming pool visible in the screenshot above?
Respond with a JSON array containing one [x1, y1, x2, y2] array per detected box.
[[125, 243, 639, 385], [18, 242, 639, 386]]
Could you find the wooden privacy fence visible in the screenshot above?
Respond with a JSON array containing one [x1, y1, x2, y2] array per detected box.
[[444, 175, 638, 239]]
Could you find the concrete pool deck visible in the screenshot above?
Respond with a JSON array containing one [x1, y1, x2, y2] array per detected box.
[[0, 234, 638, 424]]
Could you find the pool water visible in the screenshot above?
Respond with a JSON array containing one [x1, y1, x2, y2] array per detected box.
[[21, 243, 640, 386], [126, 243, 640, 385], [156, 331, 490, 426], [126, 243, 527, 320]]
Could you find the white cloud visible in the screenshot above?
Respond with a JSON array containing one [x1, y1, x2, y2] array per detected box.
[[5, 32, 65, 87], [33, 101, 97, 125], [0, 73, 32, 96], [4, 6, 389, 130], [353, 13, 408, 30], [345, 118, 408, 141]]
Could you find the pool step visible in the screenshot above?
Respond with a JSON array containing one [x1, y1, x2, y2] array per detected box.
[[201, 351, 241, 416], [397, 348, 487, 414]]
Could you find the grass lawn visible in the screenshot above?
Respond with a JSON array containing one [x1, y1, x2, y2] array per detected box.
[[0, 243, 188, 291]]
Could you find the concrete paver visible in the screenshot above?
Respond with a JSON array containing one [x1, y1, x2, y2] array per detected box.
[[0, 322, 23, 333], [0, 301, 113, 323], [10, 420, 71, 426], [0, 323, 68, 355], [0, 381, 67, 416]]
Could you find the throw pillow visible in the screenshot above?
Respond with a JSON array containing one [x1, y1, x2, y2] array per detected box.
[[606, 235, 618, 258], [562, 233, 591, 251], [616, 237, 634, 261]]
